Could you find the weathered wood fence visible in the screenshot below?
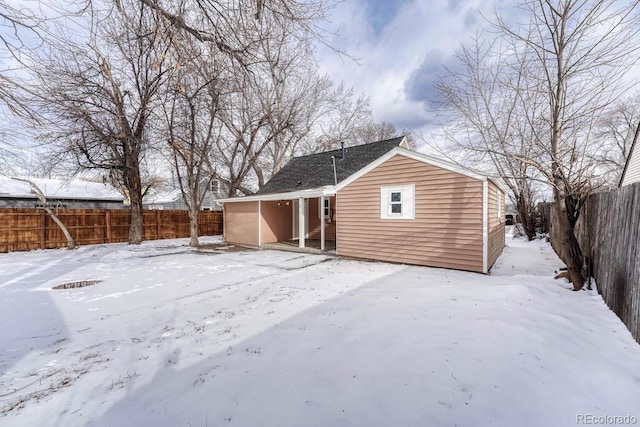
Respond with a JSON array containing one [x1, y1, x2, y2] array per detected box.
[[0, 208, 223, 253], [573, 182, 640, 343]]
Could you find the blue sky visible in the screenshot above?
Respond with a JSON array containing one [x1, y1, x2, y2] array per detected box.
[[316, 0, 516, 133]]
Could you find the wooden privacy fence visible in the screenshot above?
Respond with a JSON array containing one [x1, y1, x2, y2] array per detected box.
[[573, 182, 640, 343], [0, 208, 223, 253]]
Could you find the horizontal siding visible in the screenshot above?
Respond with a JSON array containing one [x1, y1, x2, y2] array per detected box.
[[487, 181, 505, 269], [261, 201, 292, 244], [224, 201, 259, 246], [622, 145, 640, 186], [337, 154, 484, 273]]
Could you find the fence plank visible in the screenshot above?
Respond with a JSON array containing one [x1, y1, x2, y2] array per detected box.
[[0, 208, 223, 253], [572, 182, 640, 344]]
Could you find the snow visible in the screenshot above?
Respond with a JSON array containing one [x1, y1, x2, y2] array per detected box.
[[1, 232, 639, 426], [0, 176, 122, 200], [142, 188, 181, 204]]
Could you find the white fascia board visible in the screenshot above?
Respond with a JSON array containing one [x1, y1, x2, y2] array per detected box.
[[217, 187, 336, 204], [488, 177, 510, 194], [336, 147, 488, 191], [482, 180, 489, 274]]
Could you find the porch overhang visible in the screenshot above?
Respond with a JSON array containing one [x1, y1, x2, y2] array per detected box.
[[220, 187, 336, 253], [217, 186, 336, 203]]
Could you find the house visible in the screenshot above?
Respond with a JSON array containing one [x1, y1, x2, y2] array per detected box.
[[143, 179, 224, 211], [218, 137, 507, 273], [0, 176, 125, 209], [619, 125, 640, 187]]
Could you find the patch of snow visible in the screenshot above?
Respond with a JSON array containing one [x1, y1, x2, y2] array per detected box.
[[0, 176, 123, 200], [0, 234, 638, 426]]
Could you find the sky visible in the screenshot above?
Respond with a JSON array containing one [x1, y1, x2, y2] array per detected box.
[[315, 0, 518, 135], [0, 0, 526, 145]]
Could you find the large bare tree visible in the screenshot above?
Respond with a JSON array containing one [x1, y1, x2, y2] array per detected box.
[[436, 36, 547, 241], [211, 9, 365, 195], [33, 1, 175, 244], [161, 39, 224, 246], [438, 0, 640, 289]]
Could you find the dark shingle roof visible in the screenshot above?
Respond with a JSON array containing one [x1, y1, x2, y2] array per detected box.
[[256, 137, 404, 195]]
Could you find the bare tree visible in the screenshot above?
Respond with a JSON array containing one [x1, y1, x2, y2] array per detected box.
[[436, 36, 545, 241], [298, 87, 375, 154], [211, 10, 352, 195], [437, 1, 640, 289], [134, 0, 334, 57], [11, 177, 76, 249], [161, 40, 223, 246], [593, 95, 640, 185], [33, 1, 175, 244]]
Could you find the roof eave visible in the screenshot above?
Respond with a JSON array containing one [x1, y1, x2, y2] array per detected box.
[[217, 186, 337, 203], [335, 147, 492, 191]]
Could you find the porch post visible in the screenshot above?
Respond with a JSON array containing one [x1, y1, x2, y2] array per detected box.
[[320, 196, 325, 251], [258, 200, 262, 247], [298, 197, 305, 248]]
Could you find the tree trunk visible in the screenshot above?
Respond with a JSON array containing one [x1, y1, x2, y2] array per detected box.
[[10, 178, 76, 249], [516, 193, 536, 241], [552, 185, 585, 290], [44, 207, 76, 249], [127, 163, 144, 244], [188, 208, 200, 247], [128, 197, 144, 244]]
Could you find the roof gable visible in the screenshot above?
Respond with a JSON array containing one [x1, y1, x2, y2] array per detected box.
[[255, 137, 405, 195], [336, 147, 492, 191], [620, 123, 640, 187]]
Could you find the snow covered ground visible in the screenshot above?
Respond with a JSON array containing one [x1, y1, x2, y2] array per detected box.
[[1, 233, 639, 427]]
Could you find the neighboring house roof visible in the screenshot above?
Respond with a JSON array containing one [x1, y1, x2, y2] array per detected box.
[[619, 122, 640, 187], [219, 138, 509, 203], [255, 137, 405, 195], [143, 189, 182, 205], [0, 176, 123, 201]]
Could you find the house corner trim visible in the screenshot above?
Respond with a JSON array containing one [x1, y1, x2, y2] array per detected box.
[[482, 180, 488, 274], [258, 200, 262, 247]]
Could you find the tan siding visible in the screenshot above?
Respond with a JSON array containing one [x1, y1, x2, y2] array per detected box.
[[261, 201, 292, 244], [308, 197, 337, 241], [487, 181, 505, 269], [337, 154, 484, 273], [224, 201, 259, 246]]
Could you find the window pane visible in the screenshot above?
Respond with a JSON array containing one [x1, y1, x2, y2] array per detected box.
[[391, 203, 402, 214], [390, 192, 401, 202]]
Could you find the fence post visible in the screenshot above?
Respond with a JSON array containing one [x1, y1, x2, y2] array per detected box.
[[105, 210, 112, 243], [156, 210, 161, 240], [41, 211, 46, 249]]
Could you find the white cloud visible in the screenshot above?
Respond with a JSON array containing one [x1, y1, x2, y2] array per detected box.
[[316, 0, 499, 133]]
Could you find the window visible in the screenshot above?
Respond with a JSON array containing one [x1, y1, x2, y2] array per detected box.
[[380, 185, 414, 220], [318, 198, 331, 219], [497, 190, 502, 219], [390, 191, 402, 214], [210, 179, 220, 193]]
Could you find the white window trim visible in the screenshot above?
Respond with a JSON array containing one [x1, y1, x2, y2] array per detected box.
[[318, 197, 330, 219], [210, 179, 220, 193], [380, 185, 415, 220], [497, 190, 502, 219]]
